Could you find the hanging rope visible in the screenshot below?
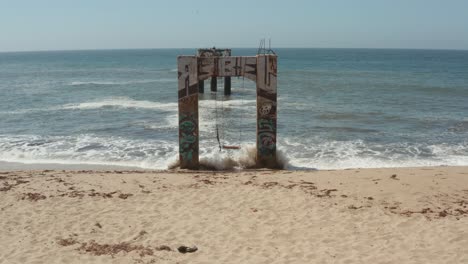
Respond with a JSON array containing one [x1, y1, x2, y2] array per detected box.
[[221, 89, 225, 144], [214, 87, 222, 151], [213, 77, 244, 151], [239, 76, 245, 147], [215, 124, 222, 151]]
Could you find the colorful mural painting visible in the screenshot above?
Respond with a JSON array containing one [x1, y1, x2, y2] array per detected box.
[[258, 118, 276, 156], [179, 113, 197, 161]]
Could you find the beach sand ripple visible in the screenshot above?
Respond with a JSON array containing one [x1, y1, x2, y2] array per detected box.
[[1, 167, 468, 263]]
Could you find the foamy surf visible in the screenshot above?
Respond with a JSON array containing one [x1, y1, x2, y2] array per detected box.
[[0, 134, 178, 170], [61, 97, 178, 110], [169, 145, 289, 170], [280, 137, 468, 170], [0, 133, 467, 171], [68, 79, 173, 86]]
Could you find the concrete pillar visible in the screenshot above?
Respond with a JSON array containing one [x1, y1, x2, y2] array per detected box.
[[224, 77, 231, 95], [256, 55, 278, 168], [177, 56, 199, 169], [210, 77, 217, 92], [198, 80, 204, 93]]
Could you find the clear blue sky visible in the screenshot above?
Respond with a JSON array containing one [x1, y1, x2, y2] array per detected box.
[[1, 0, 468, 52]]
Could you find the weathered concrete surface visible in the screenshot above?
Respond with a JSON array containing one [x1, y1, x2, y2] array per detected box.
[[177, 56, 199, 169], [256, 55, 278, 168]]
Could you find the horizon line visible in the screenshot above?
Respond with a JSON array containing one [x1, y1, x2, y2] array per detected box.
[[1, 46, 468, 54]]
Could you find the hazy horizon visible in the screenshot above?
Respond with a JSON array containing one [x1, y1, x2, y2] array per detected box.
[[2, 46, 468, 54]]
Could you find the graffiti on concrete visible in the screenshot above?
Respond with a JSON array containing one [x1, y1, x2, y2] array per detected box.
[[259, 102, 273, 117], [197, 56, 257, 82], [256, 55, 277, 161], [179, 113, 197, 161], [257, 118, 276, 156], [178, 56, 198, 100], [177, 52, 277, 169]]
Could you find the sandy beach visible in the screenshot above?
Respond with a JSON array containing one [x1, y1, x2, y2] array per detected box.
[[1, 166, 468, 263]]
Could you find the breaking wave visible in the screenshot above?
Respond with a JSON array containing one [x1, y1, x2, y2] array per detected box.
[[168, 145, 288, 170], [61, 97, 178, 110], [0, 134, 178, 170], [68, 79, 173, 86], [1, 133, 466, 171]]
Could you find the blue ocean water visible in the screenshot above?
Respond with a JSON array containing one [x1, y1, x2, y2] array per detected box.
[[0, 48, 467, 169]]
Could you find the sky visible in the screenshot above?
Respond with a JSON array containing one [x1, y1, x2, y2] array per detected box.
[[1, 0, 468, 52]]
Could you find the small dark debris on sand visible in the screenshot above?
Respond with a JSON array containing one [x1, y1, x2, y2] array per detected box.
[[400, 208, 433, 217], [155, 245, 172, 251], [78, 240, 154, 257], [262, 182, 279, 188], [57, 233, 175, 257], [390, 174, 399, 180], [118, 193, 133, 199], [199, 179, 216, 185], [89, 191, 117, 198], [0, 178, 30, 192], [348, 205, 363, 210], [57, 237, 79, 246], [177, 245, 198, 254], [317, 189, 338, 198], [58, 190, 85, 198], [21, 193, 46, 202], [439, 210, 448, 217], [393, 206, 468, 219]]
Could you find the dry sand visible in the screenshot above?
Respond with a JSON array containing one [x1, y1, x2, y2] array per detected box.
[[1, 166, 468, 263]]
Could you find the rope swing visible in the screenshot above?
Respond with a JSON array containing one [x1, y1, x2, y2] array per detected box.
[[214, 77, 244, 151]]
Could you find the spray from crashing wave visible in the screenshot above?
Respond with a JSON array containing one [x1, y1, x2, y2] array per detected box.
[[168, 144, 288, 170]]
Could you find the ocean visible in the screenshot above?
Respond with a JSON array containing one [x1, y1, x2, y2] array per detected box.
[[0, 48, 467, 170]]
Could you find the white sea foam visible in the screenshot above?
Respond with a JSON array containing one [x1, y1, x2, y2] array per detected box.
[[142, 113, 178, 130], [69, 79, 173, 86], [169, 144, 288, 170], [1, 97, 255, 116], [280, 138, 468, 170], [0, 134, 178, 170], [199, 144, 258, 170], [199, 99, 257, 110], [1, 97, 179, 114], [1, 134, 467, 171], [61, 97, 178, 110]]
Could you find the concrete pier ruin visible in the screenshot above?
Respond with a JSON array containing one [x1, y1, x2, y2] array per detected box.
[[177, 49, 277, 169]]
